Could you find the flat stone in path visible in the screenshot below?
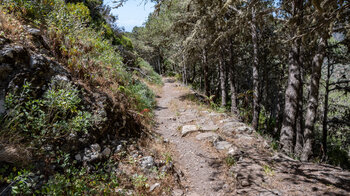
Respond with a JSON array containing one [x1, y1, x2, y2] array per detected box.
[[214, 141, 232, 150], [196, 132, 221, 141], [181, 125, 198, 136], [199, 125, 219, 132]]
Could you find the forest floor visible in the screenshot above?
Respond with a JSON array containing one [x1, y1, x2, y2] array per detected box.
[[154, 78, 350, 196]]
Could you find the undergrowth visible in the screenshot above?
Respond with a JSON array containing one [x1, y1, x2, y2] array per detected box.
[[0, 0, 164, 194]]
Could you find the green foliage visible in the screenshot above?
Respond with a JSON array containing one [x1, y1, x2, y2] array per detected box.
[[2, 0, 54, 22], [162, 152, 173, 164], [225, 156, 236, 167], [2, 0, 160, 115], [2, 80, 93, 145], [326, 136, 350, 168], [40, 165, 119, 195], [138, 59, 163, 85], [132, 174, 148, 189], [1, 160, 120, 195], [120, 35, 134, 50], [129, 80, 156, 111]]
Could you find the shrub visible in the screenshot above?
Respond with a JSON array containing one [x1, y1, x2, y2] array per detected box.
[[129, 80, 156, 111], [138, 59, 163, 85], [2, 79, 93, 146]]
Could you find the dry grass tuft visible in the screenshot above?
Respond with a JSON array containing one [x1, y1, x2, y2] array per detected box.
[[0, 9, 26, 42], [0, 143, 31, 165]]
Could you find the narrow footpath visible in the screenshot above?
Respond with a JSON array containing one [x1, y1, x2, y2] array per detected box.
[[154, 78, 350, 196]]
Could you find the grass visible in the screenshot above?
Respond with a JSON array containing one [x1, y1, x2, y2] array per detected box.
[[225, 156, 236, 167], [263, 164, 275, 177]]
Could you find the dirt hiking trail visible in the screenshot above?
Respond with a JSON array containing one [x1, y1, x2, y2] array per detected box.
[[154, 78, 350, 196]]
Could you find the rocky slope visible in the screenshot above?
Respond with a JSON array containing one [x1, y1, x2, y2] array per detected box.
[[0, 2, 179, 194]]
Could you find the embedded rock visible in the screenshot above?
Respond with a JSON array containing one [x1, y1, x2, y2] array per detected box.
[[149, 182, 160, 192], [214, 141, 232, 150], [140, 156, 155, 170], [199, 125, 219, 132], [196, 132, 221, 142], [181, 125, 198, 136], [222, 122, 253, 137], [91, 144, 101, 152], [102, 147, 111, 157]]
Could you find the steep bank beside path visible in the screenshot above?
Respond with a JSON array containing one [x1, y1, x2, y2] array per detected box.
[[154, 78, 350, 196]]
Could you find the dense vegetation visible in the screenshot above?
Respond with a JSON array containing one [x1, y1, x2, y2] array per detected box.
[[130, 0, 350, 168], [0, 0, 168, 194]]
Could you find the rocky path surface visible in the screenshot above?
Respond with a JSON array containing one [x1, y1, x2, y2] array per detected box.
[[154, 78, 350, 196]]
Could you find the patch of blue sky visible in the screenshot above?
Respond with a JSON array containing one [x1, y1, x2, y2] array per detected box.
[[104, 0, 155, 32]]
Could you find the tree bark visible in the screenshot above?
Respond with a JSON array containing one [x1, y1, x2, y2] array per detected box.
[[202, 48, 210, 97], [229, 39, 238, 115], [229, 66, 238, 115], [251, 6, 260, 131], [322, 59, 332, 161], [182, 53, 187, 84], [280, 39, 301, 154], [301, 36, 327, 161], [280, 0, 303, 154], [219, 56, 227, 107], [158, 55, 162, 75], [294, 47, 305, 156]]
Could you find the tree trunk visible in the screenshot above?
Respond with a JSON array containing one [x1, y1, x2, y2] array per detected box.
[[322, 59, 331, 161], [294, 47, 305, 156], [229, 40, 238, 115], [280, 0, 303, 154], [202, 48, 210, 97], [158, 56, 162, 75], [191, 64, 196, 83], [182, 53, 187, 84], [219, 56, 227, 107], [229, 66, 238, 115], [280, 39, 301, 154], [301, 36, 327, 161], [251, 7, 260, 131]]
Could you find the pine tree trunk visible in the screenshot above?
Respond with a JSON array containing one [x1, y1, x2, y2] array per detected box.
[[202, 48, 210, 97], [229, 40, 238, 115], [280, 40, 301, 154], [182, 54, 187, 84], [301, 36, 327, 161], [322, 60, 331, 161], [219, 57, 227, 107], [251, 7, 260, 131], [158, 56, 162, 75], [229, 67, 238, 115], [294, 49, 305, 156], [280, 0, 303, 154]]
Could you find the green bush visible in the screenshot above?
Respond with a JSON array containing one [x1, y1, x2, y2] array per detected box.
[[129, 80, 156, 111], [138, 59, 163, 85], [1, 160, 120, 195], [2, 79, 93, 145]]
